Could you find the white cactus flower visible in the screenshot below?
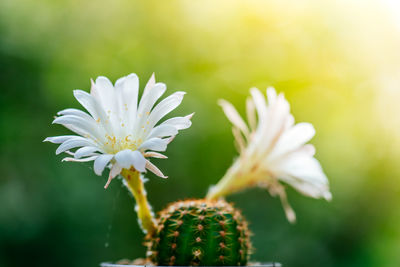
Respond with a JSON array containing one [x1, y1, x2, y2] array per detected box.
[[207, 87, 331, 223], [45, 73, 193, 188]]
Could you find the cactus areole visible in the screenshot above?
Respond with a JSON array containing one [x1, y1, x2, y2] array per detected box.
[[146, 199, 251, 266]]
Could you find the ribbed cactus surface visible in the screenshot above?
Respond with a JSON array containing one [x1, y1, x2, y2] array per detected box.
[[146, 199, 251, 266]]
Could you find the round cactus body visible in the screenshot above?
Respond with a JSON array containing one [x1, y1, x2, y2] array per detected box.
[[146, 199, 251, 266]]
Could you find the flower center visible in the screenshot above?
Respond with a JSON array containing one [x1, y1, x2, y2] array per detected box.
[[103, 134, 142, 153]]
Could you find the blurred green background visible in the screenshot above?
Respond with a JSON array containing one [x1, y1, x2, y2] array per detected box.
[[1, 0, 400, 266]]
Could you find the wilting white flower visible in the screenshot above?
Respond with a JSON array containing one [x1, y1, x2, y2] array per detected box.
[[45, 73, 193, 188], [206, 87, 331, 222]]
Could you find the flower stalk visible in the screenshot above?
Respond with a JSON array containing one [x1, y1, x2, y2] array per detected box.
[[206, 159, 252, 200], [121, 168, 156, 235]]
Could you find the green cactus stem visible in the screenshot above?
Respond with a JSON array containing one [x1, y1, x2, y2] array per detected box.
[[146, 199, 252, 266]]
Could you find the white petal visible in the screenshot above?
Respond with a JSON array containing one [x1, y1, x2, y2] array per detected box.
[[232, 127, 246, 153], [122, 74, 139, 117], [250, 87, 268, 122], [139, 138, 168, 152], [73, 90, 108, 124], [324, 191, 332, 201], [53, 114, 104, 142], [285, 114, 295, 130], [137, 83, 167, 116], [114, 150, 146, 172], [288, 179, 331, 200], [131, 151, 146, 172], [147, 91, 186, 128], [53, 115, 95, 132], [147, 125, 178, 139], [122, 73, 139, 92], [146, 160, 168, 178], [281, 156, 327, 183], [160, 113, 194, 130], [266, 87, 278, 105], [73, 89, 97, 117], [297, 144, 316, 156], [62, 155, 99, 162], [110, 163, 122, 177], [96, 76, 114, 90], [252, 94, 290, 156], [44, 135, 77, 144], [277, 187, 296, 223], [143, 152, 168, 159], [74, 88, 112, 134], [56, 137, 95, 155], [219, 99, 249, 138], [114, 149, 134, 169], [274, 154, 330, 200], [94, 154, 114, 176], [74, 146, 100, 159], [104, 163, 122, 189], [166, 135, 175, 144], [94, 76, 114, 100], [92, 77, 119, 124], [269, 123, 315, 159], [57, 108, 92, 121], [114, 73, 139, 129], [114, 76, 126, 91], [142, 73, 156, 97], [134, 83, 167, 135], [246, 97, 257, 131]]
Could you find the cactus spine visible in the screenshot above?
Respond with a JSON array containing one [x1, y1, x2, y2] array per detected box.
[[146, 199, 251, 266]]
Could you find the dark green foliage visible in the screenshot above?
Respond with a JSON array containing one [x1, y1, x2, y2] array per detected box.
[[146, 199, 251, 266]]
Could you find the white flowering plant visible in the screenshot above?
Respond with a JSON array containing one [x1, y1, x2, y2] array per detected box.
[[45, 73, 192, 234], [45, 73, 331, 266], [207, 87, 331, 223]]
